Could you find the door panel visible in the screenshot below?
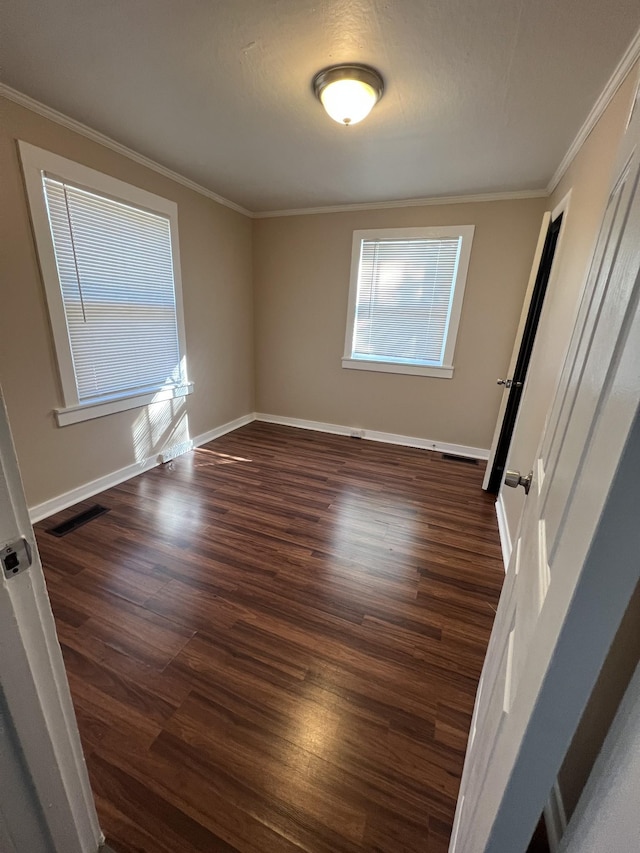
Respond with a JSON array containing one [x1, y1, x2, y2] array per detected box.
[[539, 175, 626, 472], [483, 213, 550, 490], [544, 161, 634, 556], [451, 103, 640, 853]]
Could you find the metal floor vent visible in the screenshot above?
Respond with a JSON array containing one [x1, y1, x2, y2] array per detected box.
[[441, 453, 479, 465], [47, 504, 110, 537]]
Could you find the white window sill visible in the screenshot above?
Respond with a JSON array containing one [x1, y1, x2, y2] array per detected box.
[[341, 358, 454, 379], [55, 382, 194, 427]]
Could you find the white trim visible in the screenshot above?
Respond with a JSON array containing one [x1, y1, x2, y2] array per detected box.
[[341, 358, 454, 378], [1, 84, 251, 217], [55, 383, 194, 426], [547, 27, 640, 194], [254, 190, 548, 219], [29, 454, 159, 524], [158, 439, 194, 464], [5, 26, 640, 223], [19, 140, 193, 424], [190, 413, 254, 447], [495, 493, 512, 571], [343, 225, 474, 378], [1, 84, 549, 218], [543, 781, 567, 853], [482, 210, 552, 490], [254, 413, 489, 459], [29, 409, 488, 523], [28, 412, 254, 522], [484, 190, 571, 493], [551, 188, 572, 224]]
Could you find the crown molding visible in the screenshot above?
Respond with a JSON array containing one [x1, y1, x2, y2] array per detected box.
[[253, 189, 548, 219], [547, 27, 640, 194], [6, 23, 640, 225], [1, 83, 549, 219], [0, 83, 253, 218]]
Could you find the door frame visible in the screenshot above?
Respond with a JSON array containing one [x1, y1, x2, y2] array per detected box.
[[452, 93, 640, 851], [559, 659, 640, 853], [0, 389, 102, 852], [483, 192, 571, 494]]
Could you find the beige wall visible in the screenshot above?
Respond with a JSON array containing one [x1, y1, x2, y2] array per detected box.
[[0, 97, 254, 509], [253, 198, 547, 450], [502, 66, 639, 535]]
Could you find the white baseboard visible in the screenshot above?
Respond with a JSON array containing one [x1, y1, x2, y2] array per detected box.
[[544, 781, 567, 852], [159, 439, 194, 463], [495, 492, 512, 571], [28, 413, 255, 523], [29, 411, 487, 523], [29, 456, 160, 524], [191, 413, 254, 447], [254, 413, 489, 460]]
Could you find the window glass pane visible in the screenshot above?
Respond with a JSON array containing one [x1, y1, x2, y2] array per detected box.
[[43, 177, 182, 402], [352, 237, 462, 366]]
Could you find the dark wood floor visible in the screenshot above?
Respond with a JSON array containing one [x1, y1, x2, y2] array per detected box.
[[35, 422, 504, 853]]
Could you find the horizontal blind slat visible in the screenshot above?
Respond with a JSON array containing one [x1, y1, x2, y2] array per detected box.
[[352, 236, 462, 366], [43, 176, 182, 403]]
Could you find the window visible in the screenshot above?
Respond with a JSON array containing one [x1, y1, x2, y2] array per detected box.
[[342, 225, 475, 378], [19, 142, 192, 426]]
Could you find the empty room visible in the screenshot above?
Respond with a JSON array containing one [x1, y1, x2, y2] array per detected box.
[[1, 3, 640, 852]]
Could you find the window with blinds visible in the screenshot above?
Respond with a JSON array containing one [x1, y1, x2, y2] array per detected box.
[[19, 141, 191, 426], [43, 178, 182, 404], [343, 226, 475, 378]]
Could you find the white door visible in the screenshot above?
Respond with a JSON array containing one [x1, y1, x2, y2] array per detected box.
[[0, 389, 101, 852], [482, 211, 550, 490], [451, 96, 640, 852]]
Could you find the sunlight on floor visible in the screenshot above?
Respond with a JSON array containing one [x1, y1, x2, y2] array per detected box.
[[193, 447, 253, 467]]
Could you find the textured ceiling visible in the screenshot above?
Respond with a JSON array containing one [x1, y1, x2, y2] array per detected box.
[[2, 0, 639, 212]]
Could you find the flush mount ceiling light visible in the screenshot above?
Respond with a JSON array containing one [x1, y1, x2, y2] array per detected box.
[[312, 64, 384, 126]]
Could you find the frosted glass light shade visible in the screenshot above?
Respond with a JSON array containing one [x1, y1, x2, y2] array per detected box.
[[313, 65, 384, 127], [320, 79, 378, 126]]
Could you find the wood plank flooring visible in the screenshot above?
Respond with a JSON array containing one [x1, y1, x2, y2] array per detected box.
[[35, 422, 504, 853]]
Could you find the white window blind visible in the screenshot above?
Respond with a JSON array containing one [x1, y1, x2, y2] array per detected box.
[[42, 177, 182, 404], [351, 237, 463, 366]]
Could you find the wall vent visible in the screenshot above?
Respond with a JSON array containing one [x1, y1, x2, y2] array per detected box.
[[442, 453, 479, 465], [47, 504, 110, 537]]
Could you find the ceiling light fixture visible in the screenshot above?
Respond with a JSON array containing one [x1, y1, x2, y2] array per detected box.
[[312, 64, 384, 127]]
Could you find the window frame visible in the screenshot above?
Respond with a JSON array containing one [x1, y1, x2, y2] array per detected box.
[[342, 225, 475, 379], [19, 141, 192, 427]]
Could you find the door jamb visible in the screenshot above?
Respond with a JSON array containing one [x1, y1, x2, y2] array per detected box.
[[0, 390, 102, 852], [484, 190, 572, 495]]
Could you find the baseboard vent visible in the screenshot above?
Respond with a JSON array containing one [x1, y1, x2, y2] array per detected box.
[[47, 504, 110, 537], [442, 453, 479, 464]]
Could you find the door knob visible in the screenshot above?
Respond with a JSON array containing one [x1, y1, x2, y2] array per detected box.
[[504, 469, 533, 494], [497, 378, 523, 388]]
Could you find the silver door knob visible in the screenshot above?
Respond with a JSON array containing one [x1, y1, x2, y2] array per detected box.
[[504, 469, 533, 494], [497, 378, 523, 388]]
